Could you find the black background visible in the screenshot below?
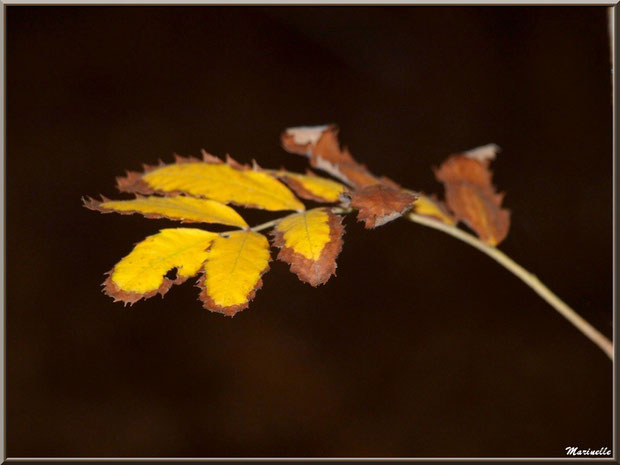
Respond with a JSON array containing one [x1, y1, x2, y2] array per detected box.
[[7, 6, 613, 458]]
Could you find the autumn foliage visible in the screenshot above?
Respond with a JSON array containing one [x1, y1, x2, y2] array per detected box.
[[84, 125, 510, 316]]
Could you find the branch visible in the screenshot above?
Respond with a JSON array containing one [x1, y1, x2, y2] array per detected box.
[[406, 212, 613, 360], [218, 204, 612, 360]]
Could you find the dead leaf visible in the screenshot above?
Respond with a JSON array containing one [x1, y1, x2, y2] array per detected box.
[[435, 154, 510, 245], [281, 125, 391, 188], [349, 184, 417, 228]]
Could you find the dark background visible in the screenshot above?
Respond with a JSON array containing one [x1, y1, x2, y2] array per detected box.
[[6, 6, 613, 458]]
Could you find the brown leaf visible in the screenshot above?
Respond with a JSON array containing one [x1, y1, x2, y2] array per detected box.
[[270, 208, 345, 287], [435, 154, 510, 245], [281, 125, 393, 189], [349, 184, 417, 228]]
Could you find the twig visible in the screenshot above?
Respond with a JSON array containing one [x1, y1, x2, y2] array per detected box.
[[219, 206, 352, 236], [406, 212, 613, 360], [218, 203, 611, 360]]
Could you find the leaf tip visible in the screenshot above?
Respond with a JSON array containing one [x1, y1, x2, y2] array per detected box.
[[464, 143, 502, 162]]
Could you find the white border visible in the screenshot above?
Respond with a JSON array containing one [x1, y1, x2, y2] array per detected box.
[[0, 0, 618, 4]]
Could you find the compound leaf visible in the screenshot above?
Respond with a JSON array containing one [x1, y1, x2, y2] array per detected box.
[[104, 228, 218, 305], [83, 195, 248, 228], [198, 231, 271, 316], [117, 154, 305, 212], [271, 208, 344, 286]]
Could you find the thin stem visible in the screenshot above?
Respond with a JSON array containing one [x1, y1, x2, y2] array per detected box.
[[251, 217, 285, 233], [406, 212, 613, 360], [218, 203, 611, 360], [219, 206, 353, 237]]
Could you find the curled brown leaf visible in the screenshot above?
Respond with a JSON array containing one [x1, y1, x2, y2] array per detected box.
[[435, 154, 510, 245], [349, 184, 417, 228], [281, 125, 391, 188]]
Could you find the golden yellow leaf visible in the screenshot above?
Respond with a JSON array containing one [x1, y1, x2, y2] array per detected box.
[[83, 195, 248, 228], [117, 155, 305, 212], [275, 170, 347, 203], [271, 208, 344, 286], [413, 194, 456, 225], [104, 228, 218, 305], [199, 231, 271, 316]]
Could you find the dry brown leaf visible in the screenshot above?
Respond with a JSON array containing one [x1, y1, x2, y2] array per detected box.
[[349, 184, 417, 228], [281, 125, 391, 189], [435, 154, 510, 245]]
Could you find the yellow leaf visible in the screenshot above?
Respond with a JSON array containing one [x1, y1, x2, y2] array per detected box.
[[276, 209, 330, 260], [271, 208, 344, 286], [83, 195, 248, 228], [276, 171, 347, 203], [199, 231, 271, 316], [117, 157, 305, 212], [104, 228, 218, 305], [413, 195, 456, 225]]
